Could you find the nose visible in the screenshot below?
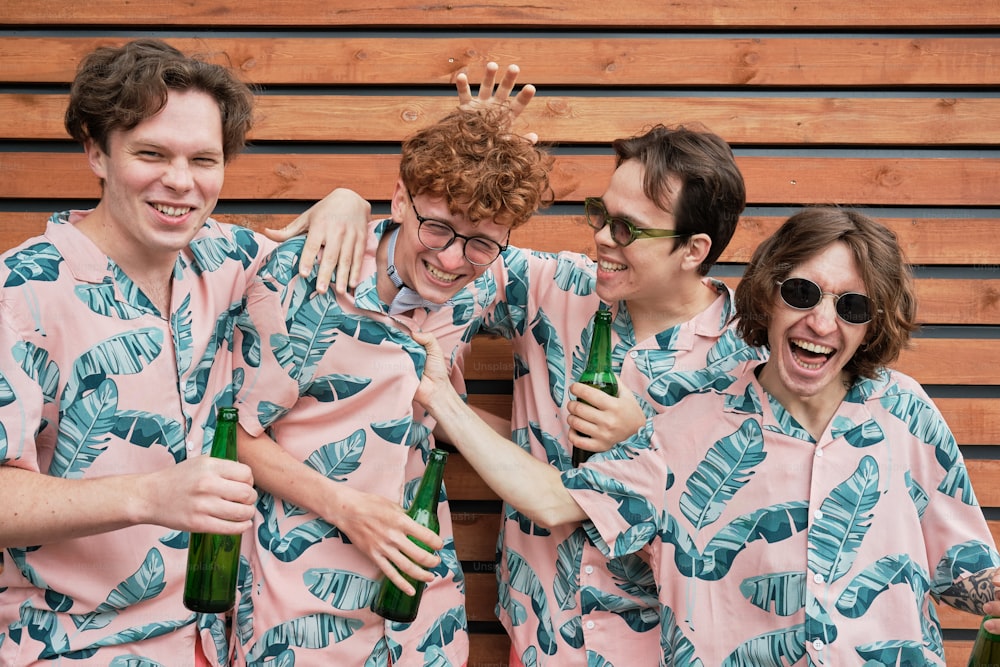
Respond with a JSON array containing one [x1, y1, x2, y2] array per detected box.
[[435, 238, 468, 270], [161, 159, 194, 192], [593, 222, 616, 248], [807, 294, 840, 334]]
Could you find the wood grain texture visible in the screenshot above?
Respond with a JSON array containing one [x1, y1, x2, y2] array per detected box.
[[6, 93, 1000, 146], [4, 153, 1000, 207], [3, 36, 995, 87], [3, 1, 998, 28]]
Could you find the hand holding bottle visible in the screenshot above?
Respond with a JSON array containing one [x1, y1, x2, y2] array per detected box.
[[184, 407, 249, 613], [372, 449, 449, 623], [328, 486, 442, 594], [567, 378, 646, 456], [143, 443, 256, 536]]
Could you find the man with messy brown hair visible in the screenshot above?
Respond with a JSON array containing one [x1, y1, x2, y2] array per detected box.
[[233, 104, 553, 666]]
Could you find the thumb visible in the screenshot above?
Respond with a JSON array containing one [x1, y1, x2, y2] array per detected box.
[[262, 220, 305, 242]]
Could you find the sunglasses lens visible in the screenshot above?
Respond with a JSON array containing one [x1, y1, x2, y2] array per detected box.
[[609, 219, 634, 246], [836, 293, 873, 324], [584, 200, 606, 231], [780, 278, 873, 324], [780, 278, 822, 309]]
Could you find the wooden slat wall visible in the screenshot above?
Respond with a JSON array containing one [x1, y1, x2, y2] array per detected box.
[[2, 3, 998, 664]]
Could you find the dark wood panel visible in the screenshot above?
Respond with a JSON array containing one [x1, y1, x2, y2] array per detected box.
[[6, 93, 1000, 146], [4, 153, 1000, 207], [469, 633, 510, 667], [4, 1, 998, 28]]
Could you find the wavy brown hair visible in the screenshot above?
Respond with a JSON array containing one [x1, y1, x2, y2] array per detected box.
[[399, 105, 553, 230], [735, 207, 918, 380], [612, 124, 745, 275], [65, 39, 255, 163]]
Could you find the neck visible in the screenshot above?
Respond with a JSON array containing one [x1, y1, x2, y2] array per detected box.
[[626, 276, 717, 342], [757, 364, 851, 442], [75, 207, 177, 314]]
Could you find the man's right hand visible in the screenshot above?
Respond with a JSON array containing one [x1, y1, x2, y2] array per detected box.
[[456, 62, 539, 143]]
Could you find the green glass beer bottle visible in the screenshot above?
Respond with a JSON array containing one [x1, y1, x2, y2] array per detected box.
[[968, 616, 1000, 666], [572, 309, 618, 467], [371, 448, 449, 623], [183, 406, 242, 613]]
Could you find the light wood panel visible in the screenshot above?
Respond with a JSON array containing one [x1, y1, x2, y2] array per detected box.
[[6, 93, 1000, 145], [4, 213, 1000, 267], [4, 153, 1000, 207], [4, 36, 997, 87], [465, 335, 1000, 385], [4, 1, 999, 28]]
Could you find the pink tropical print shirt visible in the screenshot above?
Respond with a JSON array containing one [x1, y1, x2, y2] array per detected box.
[[234, 219, 500, 666], [567, 360, 1000, 666], [0, 211, 273, 666], [478, 247, 762, 666]]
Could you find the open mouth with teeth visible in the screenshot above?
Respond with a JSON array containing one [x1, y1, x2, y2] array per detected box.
[[790, 338, 834, 370], [424, 260, 460, 284], [598, 259, 626, 272], [152, 203, 192, 218]]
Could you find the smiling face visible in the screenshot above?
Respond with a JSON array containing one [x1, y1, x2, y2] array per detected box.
[[757, 241, 871, 413], [593, 160, 689, 305], [389, 182, 511, 304], [82, 89, 225, 275]]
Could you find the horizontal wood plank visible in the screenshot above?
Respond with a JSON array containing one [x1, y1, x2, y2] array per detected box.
[[4, 37, 997, 87], [465, 336, 1000, 385], [469, 632, 510, 667], [3, 213, 999, 268], [463, 395, 1000, 446], [4, 1, 998, 28], [4, 153, 1000, 207], [7, 93, 1000, 146], [0, 213, 996, 325]]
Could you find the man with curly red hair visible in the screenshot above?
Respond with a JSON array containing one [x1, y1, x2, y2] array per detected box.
[[233, 104, 553, 666]]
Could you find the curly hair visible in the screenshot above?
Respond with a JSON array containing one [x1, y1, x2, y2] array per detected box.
[[399, 105, 553, 230], [735, 207, 918, 380], [64, 39, 255, 163], [612, 124, 745, 275]]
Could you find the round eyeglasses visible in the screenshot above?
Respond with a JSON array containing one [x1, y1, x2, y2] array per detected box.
[[583, 197, 691, 248], [776, 277, 875, 325], [410, 193, 508, 266]]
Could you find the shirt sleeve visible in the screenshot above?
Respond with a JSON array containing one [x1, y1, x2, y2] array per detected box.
[[561, 418, 665, 558], [884, 373, 1000, 604], [0, 314, 47, 471], [234, 239, 305, 436]]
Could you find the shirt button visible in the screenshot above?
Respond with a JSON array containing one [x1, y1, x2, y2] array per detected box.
[[815, 449, 824, 457], [186, 440, 195, 452], [813, 573, 824, 584], [629, 350, 638, 358], [584, 566, 594, 575], [814, 510, 824, 520], [585, 621, 595, 630], [812, 639, 824, 650]]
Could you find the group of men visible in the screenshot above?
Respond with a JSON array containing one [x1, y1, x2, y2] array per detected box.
[[1, 38, 999, 667]]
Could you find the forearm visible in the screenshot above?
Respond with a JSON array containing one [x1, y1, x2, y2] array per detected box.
[[426, 387, 585, 528], [238, 427, 345, 518], [0, 466, 151, 548], [938, 566, 999, 615]]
